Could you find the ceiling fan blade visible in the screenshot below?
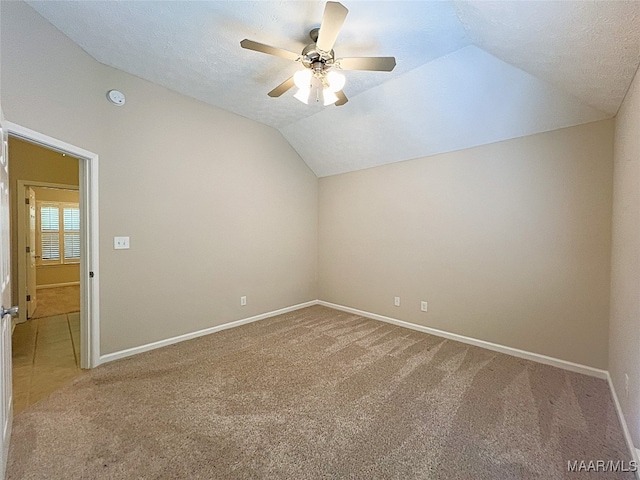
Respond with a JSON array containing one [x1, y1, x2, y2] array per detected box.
[[240, 39, 300, 62], [316, 2, 348, 52], [338, 57, 396, 72], [268, 77, 295, 97], [335, 90, 348, 106]]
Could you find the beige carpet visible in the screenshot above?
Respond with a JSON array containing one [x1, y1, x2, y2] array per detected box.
[[31, 285, 80, 319], [7, 306, 634, 479]]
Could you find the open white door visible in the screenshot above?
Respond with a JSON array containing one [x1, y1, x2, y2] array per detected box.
[[0, 110, 15, 476], [26, 187, 36, 318]]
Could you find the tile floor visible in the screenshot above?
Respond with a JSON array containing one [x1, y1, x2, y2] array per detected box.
[[12, 313, 83, 415]]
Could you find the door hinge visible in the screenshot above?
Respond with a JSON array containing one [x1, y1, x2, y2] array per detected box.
[[26, 295, 31, 302], [25, 198, 30, 205], [26, 246, 31, 253], [89, 271, 94, 278]]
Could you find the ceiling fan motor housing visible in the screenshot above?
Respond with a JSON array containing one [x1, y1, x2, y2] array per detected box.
[[301, 39, 335, 71]]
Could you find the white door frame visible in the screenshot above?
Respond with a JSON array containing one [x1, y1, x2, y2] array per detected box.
[[7, 122, 100, 368]]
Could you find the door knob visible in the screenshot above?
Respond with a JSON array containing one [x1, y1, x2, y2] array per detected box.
[[1, 306, 18, 318]]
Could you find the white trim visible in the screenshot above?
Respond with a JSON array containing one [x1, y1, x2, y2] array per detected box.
[[7, 122, 100, 369], [36, 281, 80, 290], [607, 373, 640, 478], [16, 181, 29, 325], [98, 300, 319, 365], [1, 401, 12, 480], [82, 147, 100, 368], [318, 301, 608, 379], [7, 123, 97, 160]]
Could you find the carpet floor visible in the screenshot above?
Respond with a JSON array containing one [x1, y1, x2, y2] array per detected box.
[[30, 285, 80, 319], [7, 306, 634, 479]]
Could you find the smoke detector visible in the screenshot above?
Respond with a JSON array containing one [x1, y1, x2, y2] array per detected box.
[[107, 89, 126, 106]]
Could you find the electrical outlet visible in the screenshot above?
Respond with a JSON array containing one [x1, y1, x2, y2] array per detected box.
[[240, 296, 247, 307], [394, 296, 400, 307], [421, 301, 428, 312], [625, 373, 630, 399]]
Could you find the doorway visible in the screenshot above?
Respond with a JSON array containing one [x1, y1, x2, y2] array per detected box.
[[10, 141, 83, 414], [7, 122, 100, 376], [17, 181, 81, 324]]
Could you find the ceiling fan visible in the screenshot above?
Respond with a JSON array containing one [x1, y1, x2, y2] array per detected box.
[[240, 1, 396, 107]]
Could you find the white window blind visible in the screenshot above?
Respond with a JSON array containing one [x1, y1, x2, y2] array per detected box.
[[63, 208, 80, 231], [41, 232, 60, 260], [38, 202, 80, 264], [40, 206, 60, 260], [41, 206, 59, 231], [63, 207, 80, 260], [64, 234, 80, 259]]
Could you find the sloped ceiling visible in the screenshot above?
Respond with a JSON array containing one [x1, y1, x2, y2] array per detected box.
[[27, 1, 640, 176]]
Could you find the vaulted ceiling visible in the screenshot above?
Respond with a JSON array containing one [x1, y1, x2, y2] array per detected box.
[[28, 1, 640, 176]]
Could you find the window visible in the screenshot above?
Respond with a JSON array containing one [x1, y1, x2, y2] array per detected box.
[[63, 207, 80, 260], [37, 202, 80, 265], [40, 206, 60, 261]]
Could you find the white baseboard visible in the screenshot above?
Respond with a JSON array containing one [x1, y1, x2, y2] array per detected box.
[[36, 281, 80, 290], [98, 300, 319, 365], [317, 301, 608, 379], [607, 374, 640, 478], [99, 299, 607, 378]]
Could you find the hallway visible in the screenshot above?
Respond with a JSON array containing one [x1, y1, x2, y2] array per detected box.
[[12, 312, 82, 415]]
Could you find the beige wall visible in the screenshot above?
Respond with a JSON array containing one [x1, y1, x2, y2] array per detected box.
[[8, 137, 79, 303], [610, 67, 640, 446], [319, 120, 613, 369], [32, 187, 80, 287], [33, 187, 79, 203], [1, 1, 318, 354]]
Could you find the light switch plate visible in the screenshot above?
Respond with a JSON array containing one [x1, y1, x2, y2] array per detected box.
[[114, 236, 130, 249]]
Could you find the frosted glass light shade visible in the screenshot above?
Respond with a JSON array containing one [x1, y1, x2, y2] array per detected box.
[[293, 69, 312, 90], [294, 88, 311, 104], [326, 71, 346, 92], [323, 88, 338, 106]]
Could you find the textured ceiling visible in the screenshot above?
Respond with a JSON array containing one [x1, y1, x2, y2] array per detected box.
[[27, 1, 640, 176], [282, 45, 609, 176], [454, 0, 640, 116]]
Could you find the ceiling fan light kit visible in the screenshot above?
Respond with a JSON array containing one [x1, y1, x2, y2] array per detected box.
[[292, 68, 345, 105], [326, 71, 346, 92], [293, 69, 313, 90], [240, 1, 396, 107], [294, 85, 339, 107]]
